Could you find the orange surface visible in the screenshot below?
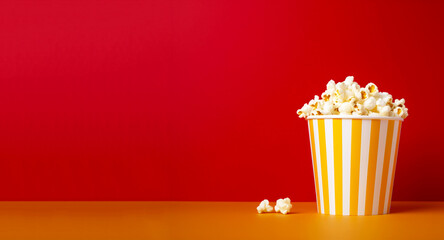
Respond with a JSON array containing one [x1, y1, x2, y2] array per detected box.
[[0, 201, 443, 240]]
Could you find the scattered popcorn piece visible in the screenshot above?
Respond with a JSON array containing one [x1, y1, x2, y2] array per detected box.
[[275, 198, 292, 214], [257, 199, 274, 214]]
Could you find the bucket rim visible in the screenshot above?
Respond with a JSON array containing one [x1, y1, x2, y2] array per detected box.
[[306, 115, 404, 121]]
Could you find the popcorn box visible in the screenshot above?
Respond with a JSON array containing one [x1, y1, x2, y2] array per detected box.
[[306, 115, 403, 216]]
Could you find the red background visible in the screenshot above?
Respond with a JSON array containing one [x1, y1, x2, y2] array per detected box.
[[0, 0, 443, 201]]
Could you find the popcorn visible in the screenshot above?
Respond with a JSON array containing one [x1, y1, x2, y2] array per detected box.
[[376, 98, 386, 107], [368, 111, 380, 117], [359, 88, 370, 101], [321, 91, 331, 101], [327, 80, 336, 91], [403, 108, 409, 118], [363, 97, 377, 111], [322, 102, 335, 115], [297, 104, 312, 118], [344, 76, 354, 86], [379, 106, 392, 116], [353, 103, 367, 115], [365, 83, 379, 96], [345, 90, 356, 102], [311, 109, 322, 116], [378, 92, 393, 103], [394, 98, 405, 107], [257, 199, 274, 214], [296, 110, 306, 118], [350, 82, 360, 92], [297, 76, 408, 119], [393, 107, 404, 117], [338, 102, 353, 115], [335, 82, 344, 91], [333, 88, 346, 104], [393, 99, 408, 118], [275, 198, 293, 214]]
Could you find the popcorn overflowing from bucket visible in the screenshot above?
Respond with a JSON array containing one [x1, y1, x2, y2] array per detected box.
[[297, 77, 408, 119]]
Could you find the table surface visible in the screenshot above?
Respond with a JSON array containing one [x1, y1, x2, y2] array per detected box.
[[0, 201, 443, 240]]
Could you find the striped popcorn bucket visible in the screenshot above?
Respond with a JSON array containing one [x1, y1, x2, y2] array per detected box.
[[306, 116, 403, 216]]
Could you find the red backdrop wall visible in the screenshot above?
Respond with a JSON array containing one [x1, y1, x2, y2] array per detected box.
[[0, 0, 443, 201]]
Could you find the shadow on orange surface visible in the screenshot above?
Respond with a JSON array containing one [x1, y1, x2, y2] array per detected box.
[[389, 201, 440, 214]]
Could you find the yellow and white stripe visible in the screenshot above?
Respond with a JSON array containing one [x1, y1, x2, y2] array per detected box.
[[307, 116, 403, 216]]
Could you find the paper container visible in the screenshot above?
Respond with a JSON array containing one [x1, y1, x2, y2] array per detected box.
[[306, 115, 403, 216]]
